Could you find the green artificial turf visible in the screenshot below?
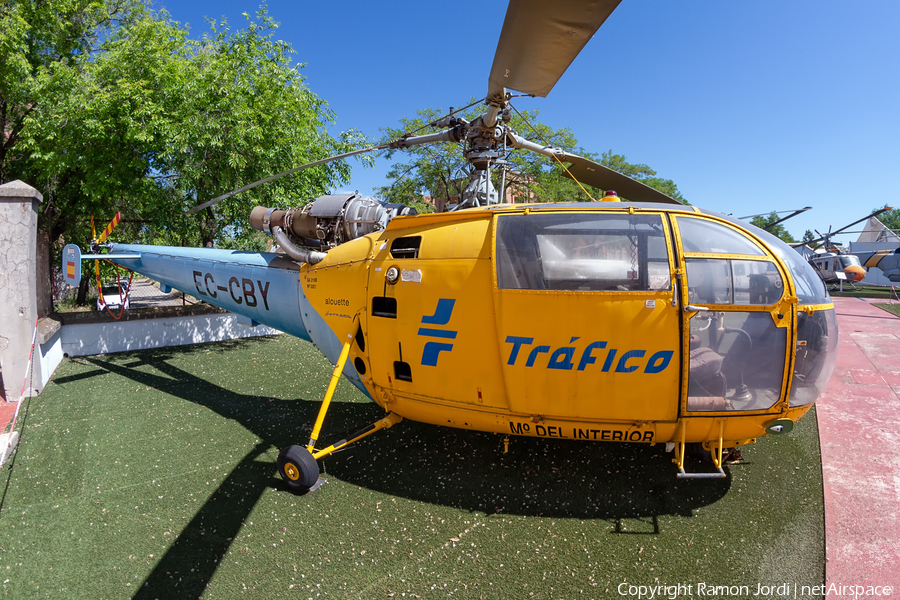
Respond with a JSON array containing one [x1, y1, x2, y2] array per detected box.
[[872, 302, 900, 317], [0, 335, 824, 599], [829, 286, 898, 300]]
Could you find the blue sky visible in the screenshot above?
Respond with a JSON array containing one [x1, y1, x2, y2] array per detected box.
[[156, 0, 900, 243]]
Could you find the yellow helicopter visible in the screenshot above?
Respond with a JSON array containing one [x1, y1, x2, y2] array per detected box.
[[65, 0, 838, 490]]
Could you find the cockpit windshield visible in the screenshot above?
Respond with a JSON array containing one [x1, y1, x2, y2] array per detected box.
[[839, 255, 861, 268]]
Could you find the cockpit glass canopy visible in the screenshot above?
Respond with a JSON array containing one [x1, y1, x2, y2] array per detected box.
[[839, 255, 860, 268], [676, 217, 765, 255], [701, 212, 831, 305], [790, 308, 839, 406]]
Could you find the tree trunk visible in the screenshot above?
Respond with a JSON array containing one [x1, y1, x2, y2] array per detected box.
[[35, 231, 53, 317], [76, 274, 92, 305], [200, 207, 216, 247]]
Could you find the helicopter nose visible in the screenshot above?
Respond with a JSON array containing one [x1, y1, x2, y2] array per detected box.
[[845, 265, 866, 282]]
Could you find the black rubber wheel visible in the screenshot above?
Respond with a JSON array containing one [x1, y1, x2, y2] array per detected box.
[[277, 445, 319, 492]]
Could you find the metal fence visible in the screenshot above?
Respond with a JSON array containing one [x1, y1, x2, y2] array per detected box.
[[52, 268, 200, 315]]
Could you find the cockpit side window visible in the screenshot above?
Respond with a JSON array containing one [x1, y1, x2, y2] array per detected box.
[[496, 213, 670, 292], [684, 259, 784, 305], [676, 217, 765, 255], [700, 213, 830, 304], [676, 217, 784, 306]]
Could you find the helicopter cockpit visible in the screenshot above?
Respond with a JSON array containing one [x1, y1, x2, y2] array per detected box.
[[684, 213, 838, 413], [493, 206, 838, 418]]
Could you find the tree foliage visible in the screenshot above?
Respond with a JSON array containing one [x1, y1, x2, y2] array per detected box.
[[749, 213, 798, 244], [2, 1, 366, 256], [158, 11, 367, 246], [375, 103, 685, 207]]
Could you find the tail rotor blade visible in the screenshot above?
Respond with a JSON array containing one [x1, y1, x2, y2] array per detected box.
[[96, 212, 122, 243]]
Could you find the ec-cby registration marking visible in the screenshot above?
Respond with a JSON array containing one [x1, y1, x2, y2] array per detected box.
[[192, 270, 271, 309]]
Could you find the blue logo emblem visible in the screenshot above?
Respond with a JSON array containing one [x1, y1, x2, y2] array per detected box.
[[419, 299, 456, 366]]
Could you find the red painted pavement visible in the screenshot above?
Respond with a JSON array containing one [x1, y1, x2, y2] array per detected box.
[[0, 402, 16, 435], [819, 297, 900, 590], [0, 297, 897, 587]]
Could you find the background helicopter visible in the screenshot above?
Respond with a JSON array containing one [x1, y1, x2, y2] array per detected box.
[[802, 208, 893, 288], [64, 0, 839, 490]]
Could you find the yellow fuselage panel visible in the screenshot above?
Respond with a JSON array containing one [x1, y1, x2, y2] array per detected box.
[[495, 290, 679, 421], [366, 217, 508, 408], [384, 393, 813, 446], [301, 236, 373, 341]]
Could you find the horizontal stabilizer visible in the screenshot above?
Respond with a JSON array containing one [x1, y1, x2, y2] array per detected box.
[[61, 244, 142, 286]]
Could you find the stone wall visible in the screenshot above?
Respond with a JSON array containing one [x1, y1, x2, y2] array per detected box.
[[0, 180, 44, 399]]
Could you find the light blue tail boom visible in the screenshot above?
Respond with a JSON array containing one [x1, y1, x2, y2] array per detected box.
[[103, 243, 369, 396], [109, 244, 311, 341]]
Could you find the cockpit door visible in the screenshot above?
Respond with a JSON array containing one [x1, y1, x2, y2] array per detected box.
[[493, 210, 681, 422], [673, 215, 792, 415]]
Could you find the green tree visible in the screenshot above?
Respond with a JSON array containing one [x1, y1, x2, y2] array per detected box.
[[749, 213, 798, 244], [1, 0, 147, 184], [801, 229, 816, 245], [375, 104, 684, 207], [0, 0, 364, 304], [3, 0, 154, 302], [157, 10, 368, 247], [3, 1, 367, 305]]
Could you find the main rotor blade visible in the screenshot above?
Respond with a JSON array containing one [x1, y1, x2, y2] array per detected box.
[[804, 206, 894, 246], [489, 0, 623, 98], [187, 144, 387, 214], [560, 154, 683, 205]]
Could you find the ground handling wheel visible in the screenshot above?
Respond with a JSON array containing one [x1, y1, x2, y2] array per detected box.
[[277, 445, 319, 492]]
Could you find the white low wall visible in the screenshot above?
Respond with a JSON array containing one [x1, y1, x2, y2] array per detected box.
[[57, 312, 281, 358], [39, 330, 64, 389], [9, 312, 277, 401]]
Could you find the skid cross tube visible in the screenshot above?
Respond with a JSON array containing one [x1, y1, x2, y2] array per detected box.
[[312, 412, 403, 460]]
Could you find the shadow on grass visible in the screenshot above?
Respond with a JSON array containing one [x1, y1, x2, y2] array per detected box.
[[61, 343, 729, 599]]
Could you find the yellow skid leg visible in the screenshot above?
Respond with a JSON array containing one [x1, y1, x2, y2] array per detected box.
[[307, 340, 352, 452]]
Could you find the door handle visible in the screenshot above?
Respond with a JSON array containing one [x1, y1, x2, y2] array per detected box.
[[684, 304, 709, 312]]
